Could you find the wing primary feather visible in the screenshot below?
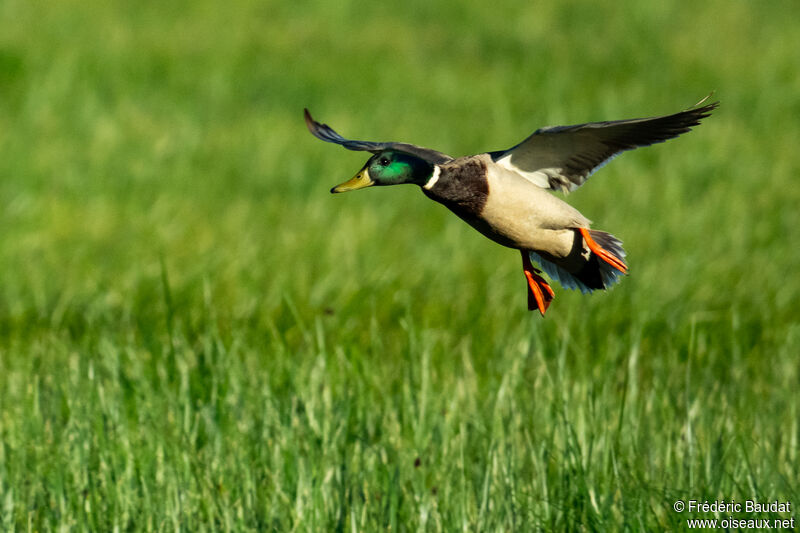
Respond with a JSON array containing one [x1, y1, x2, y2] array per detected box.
[[304, 108, 453, 164], [491, 99, 718, 192], [304, 108, 386, 152]]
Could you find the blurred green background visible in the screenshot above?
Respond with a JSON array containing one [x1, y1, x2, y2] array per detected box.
[[1, 0, 798, 530]]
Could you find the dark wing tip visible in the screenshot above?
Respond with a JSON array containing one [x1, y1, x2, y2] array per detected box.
[[303, 108, 452, 162], [617, 98, 719, 146], [695, 101, 720, 115], [695, 101, 719, 121], [303, 108, 327, 138], [665, 99, 719, 136], [683, 94, 719, 122], [302, 108, 385, 153], [303, 108, 350, 146], [688, 98, 719, 116]]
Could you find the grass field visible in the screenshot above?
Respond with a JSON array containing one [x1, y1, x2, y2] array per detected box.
[[1, 0, 799, 530]]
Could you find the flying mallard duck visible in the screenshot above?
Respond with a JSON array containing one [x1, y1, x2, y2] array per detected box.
[[305, 98, 717, 315]]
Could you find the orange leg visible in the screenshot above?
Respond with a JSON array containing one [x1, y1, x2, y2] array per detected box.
[[578, 228, 628, 274], [521, 251, 555, 316]]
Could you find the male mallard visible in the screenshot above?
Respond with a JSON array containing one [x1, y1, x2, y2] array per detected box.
[[305, 99, 717, 315]]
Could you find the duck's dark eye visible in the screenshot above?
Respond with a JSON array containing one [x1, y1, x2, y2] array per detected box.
[[379, 157, 390, 166]]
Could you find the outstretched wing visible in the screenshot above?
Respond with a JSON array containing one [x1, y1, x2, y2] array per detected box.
[[489, 98, 718, 193], [304, 109, 453, 165]]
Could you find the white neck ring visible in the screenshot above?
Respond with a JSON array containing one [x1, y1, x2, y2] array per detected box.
[[423, 165, 441, 190]]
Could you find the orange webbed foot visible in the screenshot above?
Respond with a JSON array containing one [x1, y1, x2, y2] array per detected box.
[[521, 252, 555, 316]]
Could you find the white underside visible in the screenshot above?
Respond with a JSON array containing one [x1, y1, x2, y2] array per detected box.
[[480, 163, 589, 253]]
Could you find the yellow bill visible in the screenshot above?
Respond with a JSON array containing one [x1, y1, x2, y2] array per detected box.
[[331, 168, 374, 193]]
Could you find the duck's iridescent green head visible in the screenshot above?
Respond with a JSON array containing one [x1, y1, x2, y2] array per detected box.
[[331, 150, 434, 193]]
